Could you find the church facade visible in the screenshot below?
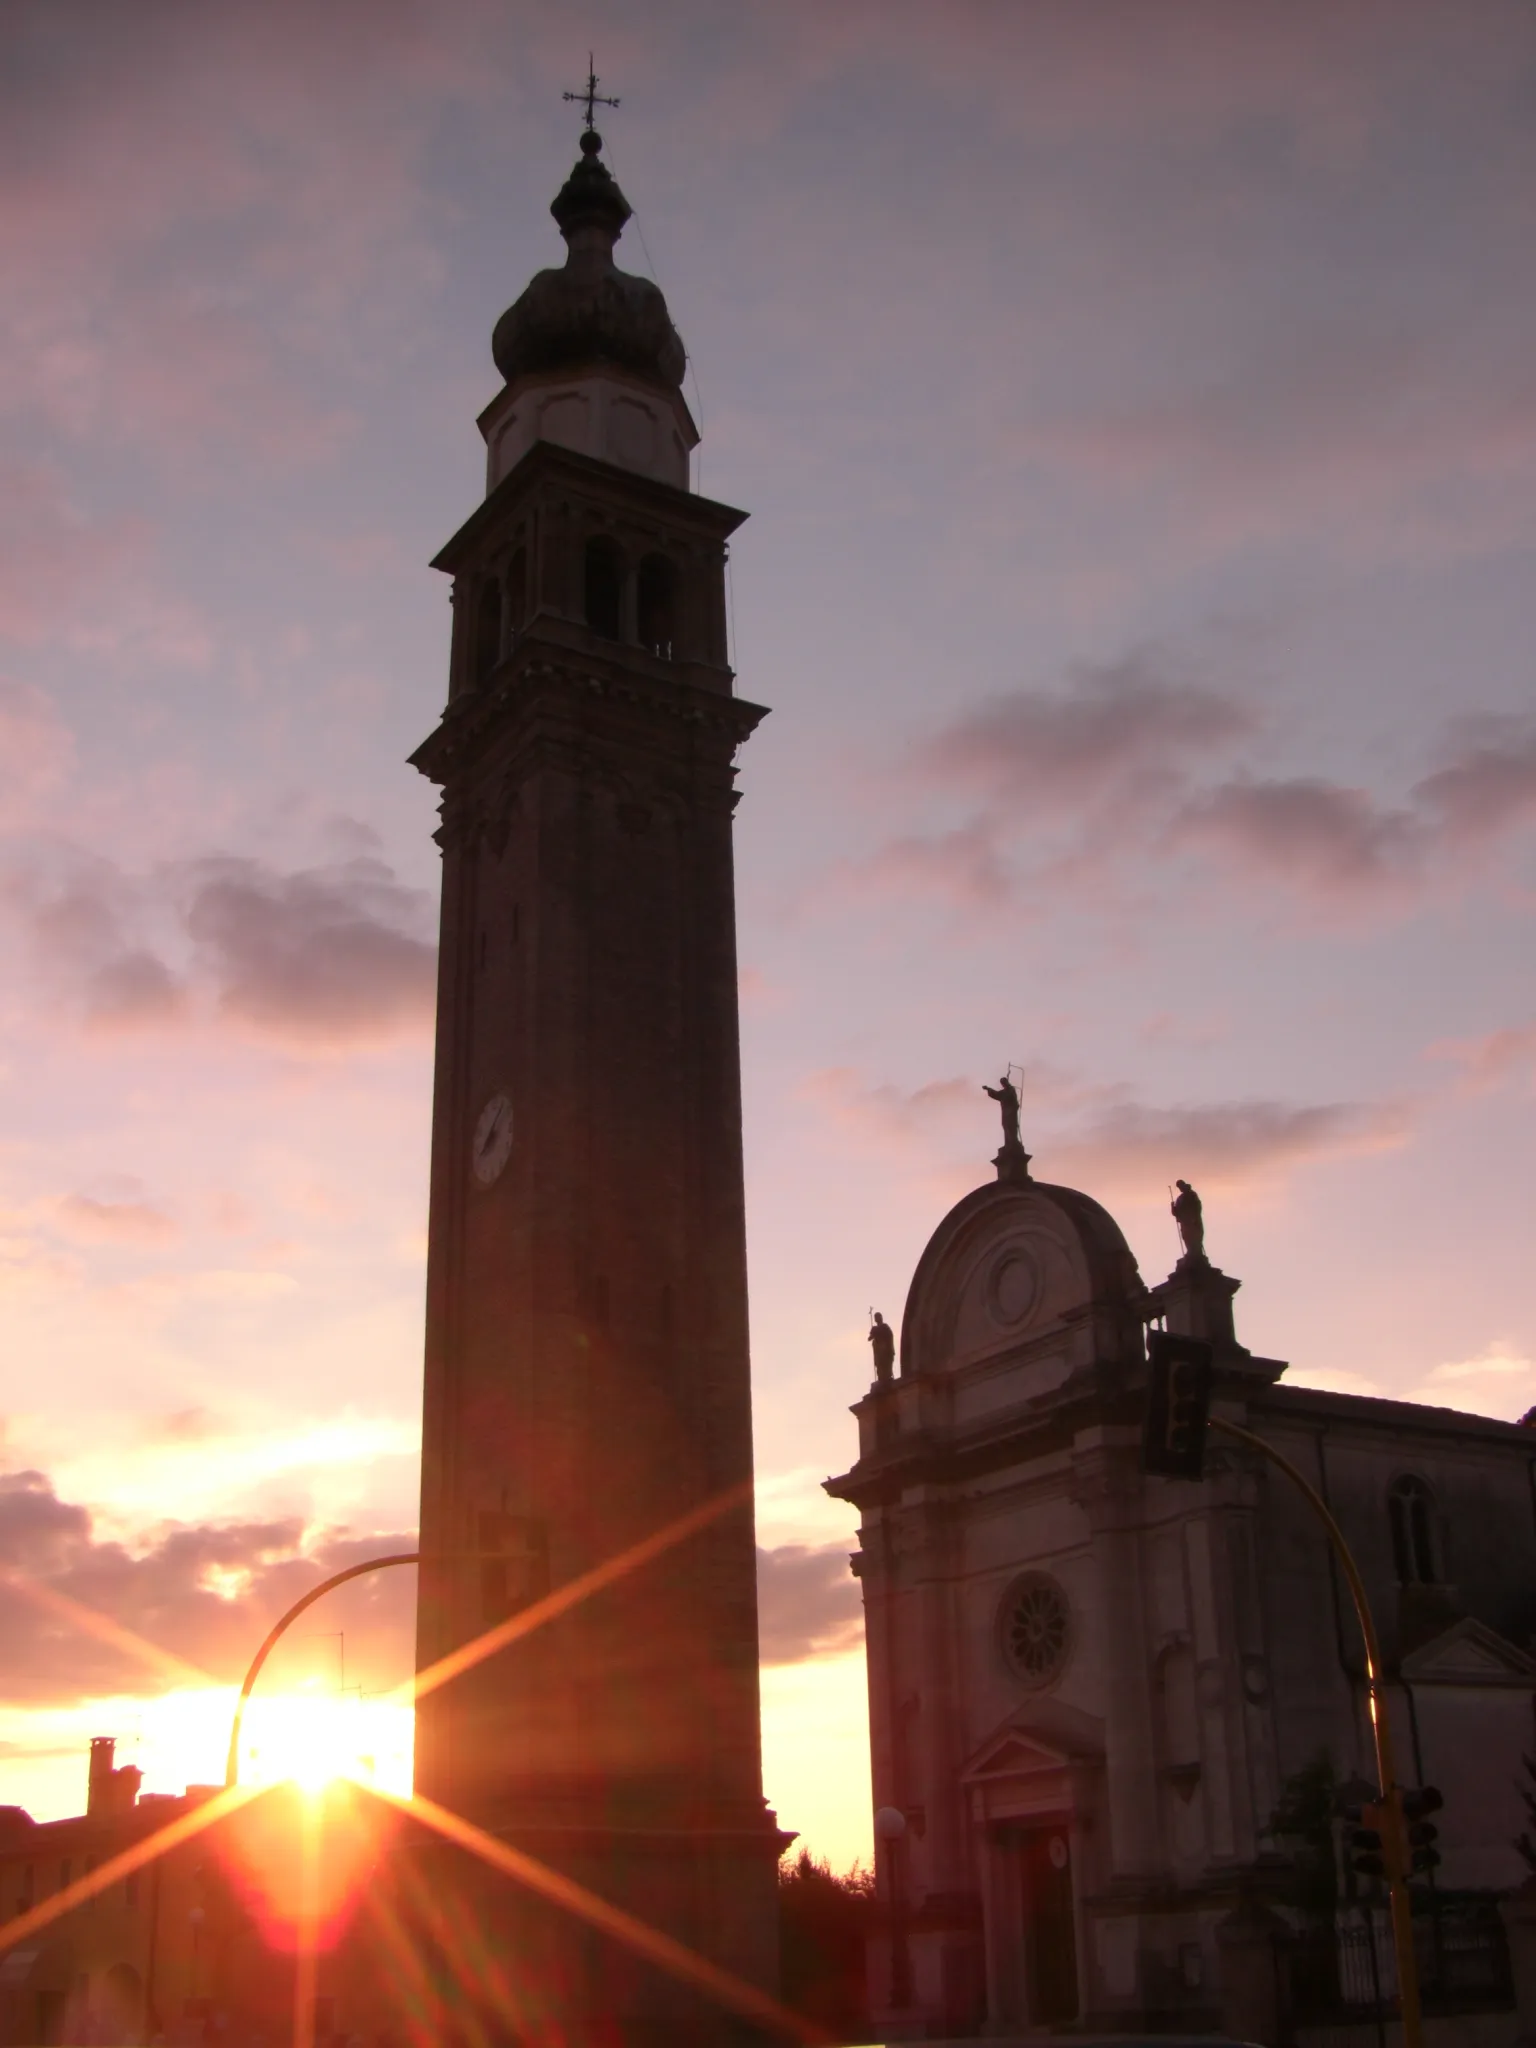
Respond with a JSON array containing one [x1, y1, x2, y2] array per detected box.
[[827, 1137, 1536, 2041]]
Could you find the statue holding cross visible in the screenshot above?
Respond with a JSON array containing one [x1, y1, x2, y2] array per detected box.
[[983, 1071, 1022, 1151], [984, 1067, 1033, 1181]]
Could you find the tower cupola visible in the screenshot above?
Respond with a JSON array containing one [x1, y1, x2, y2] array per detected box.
[[481, 131, 695, 491]]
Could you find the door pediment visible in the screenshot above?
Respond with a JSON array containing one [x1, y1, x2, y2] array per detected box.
[[1401, 1615, 1535, 1687], [962, 1697, 1106, 1783]]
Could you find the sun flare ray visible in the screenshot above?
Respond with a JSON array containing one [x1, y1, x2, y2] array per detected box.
[[0, 1563, 220, 1693], [384, 1787, 827, 2046], [0, 1781, 261, 1958], [397, 1478, 752, 1711]]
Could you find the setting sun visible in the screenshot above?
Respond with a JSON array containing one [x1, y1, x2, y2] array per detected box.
[[237, 1688, 414, 1797]]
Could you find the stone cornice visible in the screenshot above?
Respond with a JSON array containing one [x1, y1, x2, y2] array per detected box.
[[430, 438, 746, 574], [1252, 1379, 1535, 1447], [827, 1360, 1536, 1513], [411, 653, 768, 790]]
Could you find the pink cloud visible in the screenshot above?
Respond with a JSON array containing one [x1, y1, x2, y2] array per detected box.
[[0, 467, 141, 646], [0, 2, 505, 469], [0, 678, 74, 815], [802, 1068, 977, 1150], [56, 1194, 178, 1247], [1428, 1021, 1536, 1096], [0, 465, 209, 662], [823, 821, 1015, 913]]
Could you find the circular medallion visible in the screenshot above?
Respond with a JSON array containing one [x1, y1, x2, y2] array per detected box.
[[999, 1571, 1072, 1688], [986, 1244, 1041, 1328], [471, 1092, 514, 1186]]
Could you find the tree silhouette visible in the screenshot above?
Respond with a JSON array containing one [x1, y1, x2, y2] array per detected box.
[[777, 1847, 875, 2041]]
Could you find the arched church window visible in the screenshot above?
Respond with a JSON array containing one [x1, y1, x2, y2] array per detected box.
[[999, 1572, 1072, 1688], [474, 577, 502, 681], [1388, 1475, 1438, 1585], [506, 546, 528, 635], [636, 553, 677, 659], [584, 536, 623, 642]]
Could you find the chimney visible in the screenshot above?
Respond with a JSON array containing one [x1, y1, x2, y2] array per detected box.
[[87, 1736, 116, 1817]]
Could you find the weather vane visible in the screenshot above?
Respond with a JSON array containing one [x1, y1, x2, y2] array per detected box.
[[564, 53, 620, 132]]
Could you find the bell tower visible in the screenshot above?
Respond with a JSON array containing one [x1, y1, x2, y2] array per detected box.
[[410, 126, 781, 2034]]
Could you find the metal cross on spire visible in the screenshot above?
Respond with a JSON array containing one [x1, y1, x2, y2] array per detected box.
[[563, 53, 620, 131]]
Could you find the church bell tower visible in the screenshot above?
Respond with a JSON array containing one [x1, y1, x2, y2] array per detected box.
[[410, 125, 781, 2032]]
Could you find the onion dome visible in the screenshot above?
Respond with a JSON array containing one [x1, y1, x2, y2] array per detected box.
[[491, 131, 687, 394]]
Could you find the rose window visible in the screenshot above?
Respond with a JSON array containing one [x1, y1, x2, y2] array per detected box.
[[1001, 1574, 1071, 1686]]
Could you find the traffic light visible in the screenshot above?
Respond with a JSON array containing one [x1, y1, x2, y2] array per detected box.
[[1344, 1797, 1390, 1881], [1403, 1785, 1443, 1876], [1142, 1333, 1214, 1479]]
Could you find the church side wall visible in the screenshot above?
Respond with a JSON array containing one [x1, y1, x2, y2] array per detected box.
[[1253, 1402, 1536, 1893]]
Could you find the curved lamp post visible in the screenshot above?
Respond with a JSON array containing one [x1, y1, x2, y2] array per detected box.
[[224, 1553, 420, 1788]]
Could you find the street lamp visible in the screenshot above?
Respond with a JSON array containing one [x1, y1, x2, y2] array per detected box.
[[874, 1805, 912, 2010]]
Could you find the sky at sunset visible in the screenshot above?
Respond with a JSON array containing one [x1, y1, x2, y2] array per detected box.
[[2, 0, 1534, 1872]]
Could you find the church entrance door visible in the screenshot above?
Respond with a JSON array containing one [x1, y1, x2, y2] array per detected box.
[[1019, 1823, 1078, 2025]]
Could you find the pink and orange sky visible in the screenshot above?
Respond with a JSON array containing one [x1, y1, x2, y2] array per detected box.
[[2, 0, 1534, 1868]]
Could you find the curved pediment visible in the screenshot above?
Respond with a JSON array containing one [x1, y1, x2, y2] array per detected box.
[[900, 1177, 1144, 1378]]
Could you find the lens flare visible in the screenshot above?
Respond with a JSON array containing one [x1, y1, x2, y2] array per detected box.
[[215, 1779, 389, 1955]]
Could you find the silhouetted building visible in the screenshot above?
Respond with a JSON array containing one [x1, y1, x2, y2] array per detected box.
[[0, 1743, 424, 2048], [407, 124, 782, 2041], [828, 1147, 1535, 2039], [0, 1740, 222, 2046]]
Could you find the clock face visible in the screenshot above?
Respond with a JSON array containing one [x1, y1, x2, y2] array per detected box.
[[471, 1092, 513, 1186]]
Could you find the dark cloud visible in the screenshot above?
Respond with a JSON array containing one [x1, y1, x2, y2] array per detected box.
[[757, 1542, 862, 1666], [0, 1473, 860, 1706], [1049, 1094, 1412, 1191], [3, 847, 435, 1050], [1413, 718, 1536, 845], [181, 855, 435, 1045], [0, 1469, 418, 1707], [842, 657, 1536, 916], [1171, 776, 1422, 892], [920, 651, 1255, 808], [84, 948, 187, 1029], [1171, 720, 1536, 895]]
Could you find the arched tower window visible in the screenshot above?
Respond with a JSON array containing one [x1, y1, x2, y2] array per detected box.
[[584, 536, 623, 641], [474, 577, 502, 681], [506, 546, 528, 635], [1388, 1475, 1438, 1585], [636, 553, 678, 659]]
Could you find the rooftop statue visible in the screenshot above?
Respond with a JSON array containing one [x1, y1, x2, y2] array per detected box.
[[868, 1310, 895, 1385], [983, 1073, 1022, 1152], [1172, 1178, 1206, 1263]]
